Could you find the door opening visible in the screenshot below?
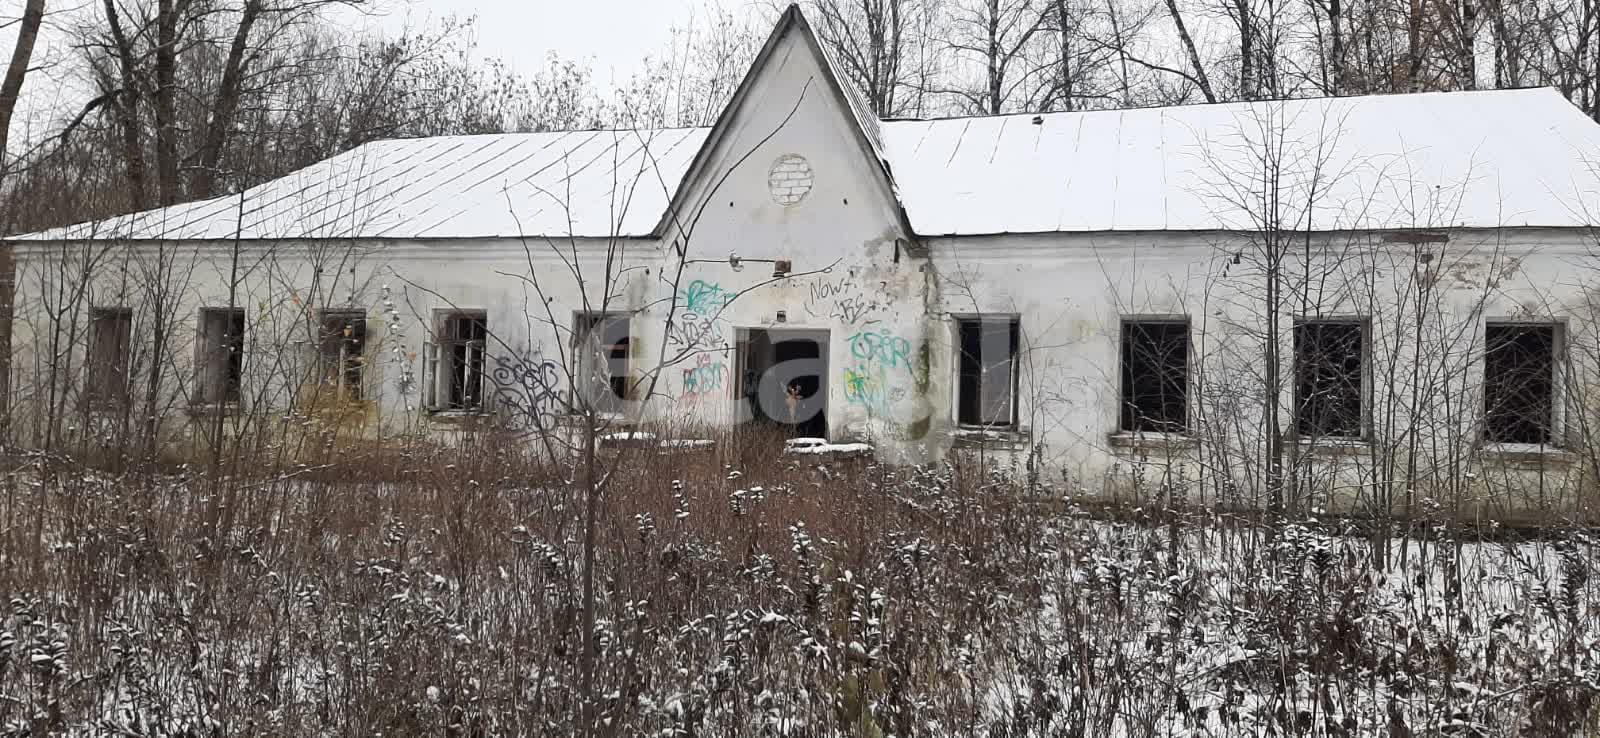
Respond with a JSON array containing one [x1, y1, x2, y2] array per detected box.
[[738, 328, 829, 438]]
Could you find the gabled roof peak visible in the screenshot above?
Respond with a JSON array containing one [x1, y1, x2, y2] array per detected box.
[[647, 2, 905, 238]]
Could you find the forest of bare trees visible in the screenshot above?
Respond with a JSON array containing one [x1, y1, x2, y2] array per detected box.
[[3, 3, 1600, 735], [2, 0, 1600, 234]]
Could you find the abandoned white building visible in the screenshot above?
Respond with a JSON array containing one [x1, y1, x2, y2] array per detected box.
[[11, 6, 1600, 519]]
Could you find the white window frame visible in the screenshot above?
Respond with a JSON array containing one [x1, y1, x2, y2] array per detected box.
[[423, 310, 488, 413], [951, 314, 1021, 429]]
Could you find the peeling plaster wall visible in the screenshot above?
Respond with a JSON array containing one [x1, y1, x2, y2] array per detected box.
[[14, 214, 1600, 521], [6, 237, 653, 452], [639, 26, 937, 462], [929, 228, 1600, 520], [9, 11, 1600, 520]]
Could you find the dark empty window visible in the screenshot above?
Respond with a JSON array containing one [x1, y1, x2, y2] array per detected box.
[[427, 312, 487, 411], [1120, 320, 1189, 433], [318, 311, 368, 400], [86, 307, 132, 406], [1294, 321, 1365, 439], [576, 313, 631, 413], [956, 316, 1019, 426], [1484, 323, 1557, 445], [197, 308, 246, 404]]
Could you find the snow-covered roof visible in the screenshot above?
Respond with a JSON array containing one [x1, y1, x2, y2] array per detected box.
[[16, 88, 1600, 242], [886, 87, 1600, 235], [21, 127, 709, 241]]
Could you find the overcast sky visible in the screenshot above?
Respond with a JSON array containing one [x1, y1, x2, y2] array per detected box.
[[336, 0, 732, 84], [3, 0, 740, 143]]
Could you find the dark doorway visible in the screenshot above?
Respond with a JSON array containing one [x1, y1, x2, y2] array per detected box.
[[738, 328, 829, 438]]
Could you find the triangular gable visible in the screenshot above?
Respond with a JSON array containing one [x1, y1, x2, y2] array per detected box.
[[650, 4, 916, 244]]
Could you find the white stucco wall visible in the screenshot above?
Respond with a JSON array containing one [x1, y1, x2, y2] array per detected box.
[[928, 228, 1600, 518], [8, 19, 1600, 520], [12, 219, 1600, 519]]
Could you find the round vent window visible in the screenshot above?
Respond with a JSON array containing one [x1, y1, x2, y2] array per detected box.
[[768, 154, 814, 206]]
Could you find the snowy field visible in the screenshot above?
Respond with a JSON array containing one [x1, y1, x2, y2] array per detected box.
[[0, 450, 1596, 736]]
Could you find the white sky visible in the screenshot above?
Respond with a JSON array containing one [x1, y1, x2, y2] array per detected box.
[[335, 0, 728, 84], [2, 0, 736, 148]]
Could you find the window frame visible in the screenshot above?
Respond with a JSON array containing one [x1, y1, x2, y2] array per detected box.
[[316, 309, 369, 401], [85, 306, 134, 408], [194, 307, 247, 407], [1481, 319, 1566, 448], [952, 314, 1021, 429], [573, 311, 632, 415], [1117, 316, 1191, 435], [424, 309, 489, 413], [1291, 317, 1370, 442]]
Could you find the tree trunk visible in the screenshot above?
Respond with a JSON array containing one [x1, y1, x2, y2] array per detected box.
[[0, 0, 45, 442], [155, 0, 182, 206], [0, 0, 45, 162], [191, 0, 265, 199], [1056, 0, 1076, 110], [1237, 0, 1256, 98], [103, 0, 150, 210], [1164, 0, 1218, 102], [987, 0, 1003, 114], [1329, 0, 1344, 93], [1592, 10, 1600, 120], [1408, 0, 1424, 91]]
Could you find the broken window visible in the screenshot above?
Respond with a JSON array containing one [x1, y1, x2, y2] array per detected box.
[[575, 313, 630, 413], [85, 307, 132, 406], [1294, 320, 1365, 439], [196, 308, 246, 405], [1120, 319, 1189, 433], [425, 311, 487, 411], [318, 311, 368, 400], [1484, 323, 1558, 445], [956, 316, 1020, 426]]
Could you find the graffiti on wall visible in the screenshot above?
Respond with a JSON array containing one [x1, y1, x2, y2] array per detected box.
[[847, 327, 913, 373], [804, 275, 882, 325], [841, 326, 919, 419], [832, 295, 882, 325], [491, 352, 567, 432], [682, 354, 728, 401], [682, 279, 735, 315], [842, 364, 888, 414], [666, 312, 724, 349], [669, 279, 733, 349]]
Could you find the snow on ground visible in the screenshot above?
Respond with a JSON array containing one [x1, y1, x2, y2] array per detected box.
[[2, 461, 1596, 735], [783, 438, 873, 456]]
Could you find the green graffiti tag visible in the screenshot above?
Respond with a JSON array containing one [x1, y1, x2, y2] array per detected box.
[[682, 279, 734, 316], [847, 327, 913, 372]]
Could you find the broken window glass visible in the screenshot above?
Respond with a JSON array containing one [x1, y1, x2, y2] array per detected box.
[[1294, 320, 1364, 439], [1120, 320, 1189, 433], [1484, 323, 1557, 445], [86, 307, 132, 406], [956, 316, 1019, 426]]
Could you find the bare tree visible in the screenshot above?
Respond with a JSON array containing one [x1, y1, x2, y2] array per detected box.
[[810, 0, 940, 116], [1159, 0, 1220, 102], [0, 0, 47, 442], [937, 0, 1055, 114]]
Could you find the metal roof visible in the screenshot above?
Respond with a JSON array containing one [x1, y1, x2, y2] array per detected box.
[[21, 127, 709, 241], [886, 87, 1600, 235], [17, 88, 1600, 242]]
